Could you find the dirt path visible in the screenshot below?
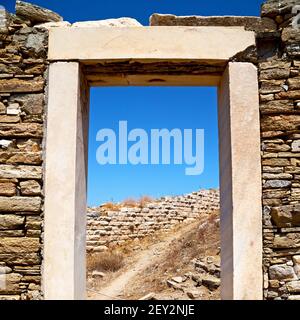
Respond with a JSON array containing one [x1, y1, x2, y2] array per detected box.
[[87, 221, 198, 300]]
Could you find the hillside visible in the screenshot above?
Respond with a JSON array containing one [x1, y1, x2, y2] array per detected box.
[[86, 204, 220, 300]]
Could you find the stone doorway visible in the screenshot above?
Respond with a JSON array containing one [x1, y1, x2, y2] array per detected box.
[[43, 26, 262, 299]]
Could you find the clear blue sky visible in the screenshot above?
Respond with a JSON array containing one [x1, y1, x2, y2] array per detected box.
[[4, 1, 264, 206]]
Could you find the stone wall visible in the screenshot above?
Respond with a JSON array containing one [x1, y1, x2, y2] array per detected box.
[[86, 189, 220, 252], [0, 2, 61, 300], [259, 0, 300, 301], [1, 0, 300, 300]]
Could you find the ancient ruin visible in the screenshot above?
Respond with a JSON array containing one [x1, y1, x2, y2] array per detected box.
[[87, 190, 219, 251], [0, 0, 300, 300]]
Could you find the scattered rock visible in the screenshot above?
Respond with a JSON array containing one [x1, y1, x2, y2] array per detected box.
[[91, 271, 105, 278], [139, 292, 156, 300], [186, 289, 201, 299], [202, 276, 221, 290], [171, 276, 184, 283]]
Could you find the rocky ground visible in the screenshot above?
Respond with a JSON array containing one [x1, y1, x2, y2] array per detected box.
[[87, 210, 220, 300]]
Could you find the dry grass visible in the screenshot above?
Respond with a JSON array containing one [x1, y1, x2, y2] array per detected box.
[[122, 198, 137, 207], [138, 196, 153, 208], [101, 202, 120, 211], [87, 251, 125, 273]]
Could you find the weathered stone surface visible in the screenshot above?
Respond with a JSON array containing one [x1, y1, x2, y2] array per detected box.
[[276, 90, 300, 100], [260, 80, 285, 94], [0, 253, 40, 266], [260, 100, 294, 114], [33, 21, 71, 30], [0, 266, 12, 274], [0, 215, 24, 230], [16, 1, 62, 23], [271, 205, 300, 227], [149, 14, 277, 32], [261, 115, 300, 131], [0, 6, 8, 34], [0, 115, 20, 123], [0, 295, 20, 300], [186, 290, 201, 299], [260, 60, 291, 70], [292, 140, 300, 152], [0, 151, 42, 165], [288, 295, 300, 300], [72, 18, 142, 28], [0, 237, 40, 254], [288, 77, 300, 90], [9, 94, 44, 115], [202, 276, 221, 290], [286, 281, 300, 293], [261, 0, 299, 17], [0, 182, 16, 196], [293, 255, 300, 277], [274, 233, 300, 249], [269, 264, 298, 281], [282, 27, 300, 44], [25, 32, 47, 55], [0, 102, 5, 114], [260, 68, 290, 80], [262, 158, 290, 166], [0, 230, 24, 237], [264, 180, 291, 188], [0, 78, 44, 93], [0, 197, 41, 212], [7, 103, 21, 116], [20, 180, 41, 196], [0, 123, 43, 137], [0, 273, 22, 294], [0, 165, 42, 179]]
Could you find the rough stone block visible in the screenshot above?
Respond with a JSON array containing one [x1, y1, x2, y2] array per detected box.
[[0, 165, 42, 179], [0, 273, 22, 295], [286, 281, 300, 293], [10, 94, 44, 115], [0, 123, 43, 138], [0, 78, 44, 93], [0, 215, 24, 230], [0, 196, 41, 212], [0, 182, 16, 196], [269, 264, 298, 281], [0, 237, 40, 254], [16, 1, 62, 23], [20, 180, 41, 196], [271, 205, 300, 227], [274, 233, 300, 249]]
